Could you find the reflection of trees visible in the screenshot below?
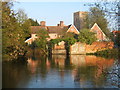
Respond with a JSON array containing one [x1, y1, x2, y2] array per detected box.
[[71, 55, 115, 87], [52, 55, 66, 69], [2, 61, 30, 88], [27, 48, 49, 79], [65, 55, 74, 70], [51, 55, 74, 70], [38, 58, 48, 79], [3, 49, 116, 88], [105, 60, 119, 88], [51, 55, 115, 87], [27, 56, 48, 79], [73, 66, 97, 82]]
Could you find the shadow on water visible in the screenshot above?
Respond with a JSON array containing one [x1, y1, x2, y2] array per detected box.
[[2, 49, 120, 88]]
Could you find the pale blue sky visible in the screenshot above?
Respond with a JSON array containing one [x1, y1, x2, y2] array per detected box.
[[13, 2, 91, 26]]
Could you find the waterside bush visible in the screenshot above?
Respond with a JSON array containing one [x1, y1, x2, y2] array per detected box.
[[87, 48, 120, 59]]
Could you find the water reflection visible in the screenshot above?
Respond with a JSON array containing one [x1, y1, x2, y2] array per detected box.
[[3, 53, 119, 88]]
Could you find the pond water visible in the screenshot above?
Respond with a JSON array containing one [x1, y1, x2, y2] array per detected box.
[[2, 53, 120, 88]]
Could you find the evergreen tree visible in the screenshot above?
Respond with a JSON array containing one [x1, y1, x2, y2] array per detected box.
[[28, 18, 39, 26], [21, 19, 31, 39]]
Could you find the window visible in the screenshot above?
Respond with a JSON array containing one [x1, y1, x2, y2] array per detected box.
[[71, 28, 74, 31], [94, 30, 97, 33]]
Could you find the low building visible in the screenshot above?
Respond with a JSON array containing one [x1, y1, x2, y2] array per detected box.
[[25, 21, 109, 45], [25, 21, 79, 44]]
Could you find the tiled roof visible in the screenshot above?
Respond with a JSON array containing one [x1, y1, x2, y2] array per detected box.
[[112, 30, 120, 34], [30, 25, 72, 35], [47, 26, 70, 34], [30, 26, 47, 34]]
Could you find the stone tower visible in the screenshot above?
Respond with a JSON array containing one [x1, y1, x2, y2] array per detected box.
[[74, 11, 88, 31]]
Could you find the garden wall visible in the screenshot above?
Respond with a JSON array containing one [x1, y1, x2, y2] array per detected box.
[[52, 41, 114, 54]]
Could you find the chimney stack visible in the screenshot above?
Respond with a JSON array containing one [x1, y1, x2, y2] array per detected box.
[[60, 21, 64, 26], [40, 21, 46, 26], [57, 24, 60, 26]]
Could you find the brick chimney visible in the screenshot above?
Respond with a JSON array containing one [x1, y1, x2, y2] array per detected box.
[[40, 21, 46, 26], [60, 21, 64, 26], [57, 24, 60, 26]]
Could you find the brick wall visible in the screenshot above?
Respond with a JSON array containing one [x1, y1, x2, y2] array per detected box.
[[85, 41, 114, 53], [70, 42, 86, 54], [52, 41, 66, 54], [52, 41, 114, 54]]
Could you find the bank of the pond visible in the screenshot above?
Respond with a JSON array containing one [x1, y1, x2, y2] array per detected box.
[[87, 48, 120, 59]]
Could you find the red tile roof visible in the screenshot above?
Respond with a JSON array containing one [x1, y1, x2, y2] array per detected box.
[[30, 25, 71, 35], [30, 26, 47, 34], [112, 30, 120, 34]]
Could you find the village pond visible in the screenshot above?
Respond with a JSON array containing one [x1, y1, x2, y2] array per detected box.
[[2, 54, 119, 88]]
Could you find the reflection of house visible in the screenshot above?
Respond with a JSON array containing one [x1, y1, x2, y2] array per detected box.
[[27, 58, 39, 73], [53, 55, 66, 68], [70, 55, 114, 83], [25, 21, 79, 44], [70, 55, 86, 66]]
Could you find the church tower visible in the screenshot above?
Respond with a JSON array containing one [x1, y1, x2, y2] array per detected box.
[[74, 11, 88, 31]]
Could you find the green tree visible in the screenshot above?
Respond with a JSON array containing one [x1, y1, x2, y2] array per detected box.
[[90, 7, 110, 37], [28, 18, 39, 26], [31, 29, 49, 54], [21, 19, 31, 39], [84, 7, 112, 38], [2, 2, 27, 61], [16, 9, 31, 39], [49, 32, 77, 55], [61, 32, 78, 39], [77, 29, 97, 45]]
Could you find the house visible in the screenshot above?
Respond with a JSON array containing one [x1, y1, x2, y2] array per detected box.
[[112, 30, 120, 43], [25, 20, 109, 45], [73, 11, 108, 41], [112, 30, 120, 37], [90, 23, 108, 41], [25, 21, 80, 44]]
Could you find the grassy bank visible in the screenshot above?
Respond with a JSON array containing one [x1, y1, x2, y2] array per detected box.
[[87, 48, 120, 59]]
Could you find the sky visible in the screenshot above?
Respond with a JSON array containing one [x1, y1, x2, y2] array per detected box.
[[13, 2, 91, 26]]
